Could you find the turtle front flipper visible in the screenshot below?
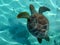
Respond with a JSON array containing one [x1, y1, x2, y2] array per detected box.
[[37, 38, 42, 43], [17, 12, 30, 19], [30, 4, 37, 15], [39, 6, 50, 14], [44, 35, 50, 41]]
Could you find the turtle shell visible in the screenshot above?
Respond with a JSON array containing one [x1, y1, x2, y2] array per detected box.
[[27, 13, 49, 38]]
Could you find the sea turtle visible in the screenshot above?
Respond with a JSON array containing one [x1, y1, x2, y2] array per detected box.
[[17, 4, 50, 43]]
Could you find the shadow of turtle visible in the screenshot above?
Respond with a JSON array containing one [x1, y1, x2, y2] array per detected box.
[[8, 17, 31, 45]]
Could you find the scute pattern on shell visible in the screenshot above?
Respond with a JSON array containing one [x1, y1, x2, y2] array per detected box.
[[27, 13, 49, 38]]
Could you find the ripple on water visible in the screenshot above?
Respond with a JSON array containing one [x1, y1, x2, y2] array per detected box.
[[0, 0, 60, 45]]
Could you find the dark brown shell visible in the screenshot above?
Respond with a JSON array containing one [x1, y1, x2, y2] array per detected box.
[[27, 13, 49, 38]]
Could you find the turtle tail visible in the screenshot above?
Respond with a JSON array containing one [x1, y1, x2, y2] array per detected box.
[[39, 6, 50, 14], [37, 38, 42, 43]]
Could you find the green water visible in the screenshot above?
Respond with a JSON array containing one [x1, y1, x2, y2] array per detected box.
[[0, 0, 60, 45]]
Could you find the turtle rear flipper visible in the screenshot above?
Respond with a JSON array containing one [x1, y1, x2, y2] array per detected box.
[[37, 38, 42, 43], [17, 12, 30, 19], [45, 35, 50, 41], [39, 6, 50, 14]]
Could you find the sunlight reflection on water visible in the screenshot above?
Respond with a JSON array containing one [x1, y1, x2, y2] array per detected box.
[[0, 0, 60, 45]]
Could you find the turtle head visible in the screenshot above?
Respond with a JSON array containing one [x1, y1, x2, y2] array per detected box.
[[30, 4, 37, 15], [30, 4, 35, 11]]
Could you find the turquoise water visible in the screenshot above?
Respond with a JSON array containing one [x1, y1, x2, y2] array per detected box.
[[0, 0, 60, 45]]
